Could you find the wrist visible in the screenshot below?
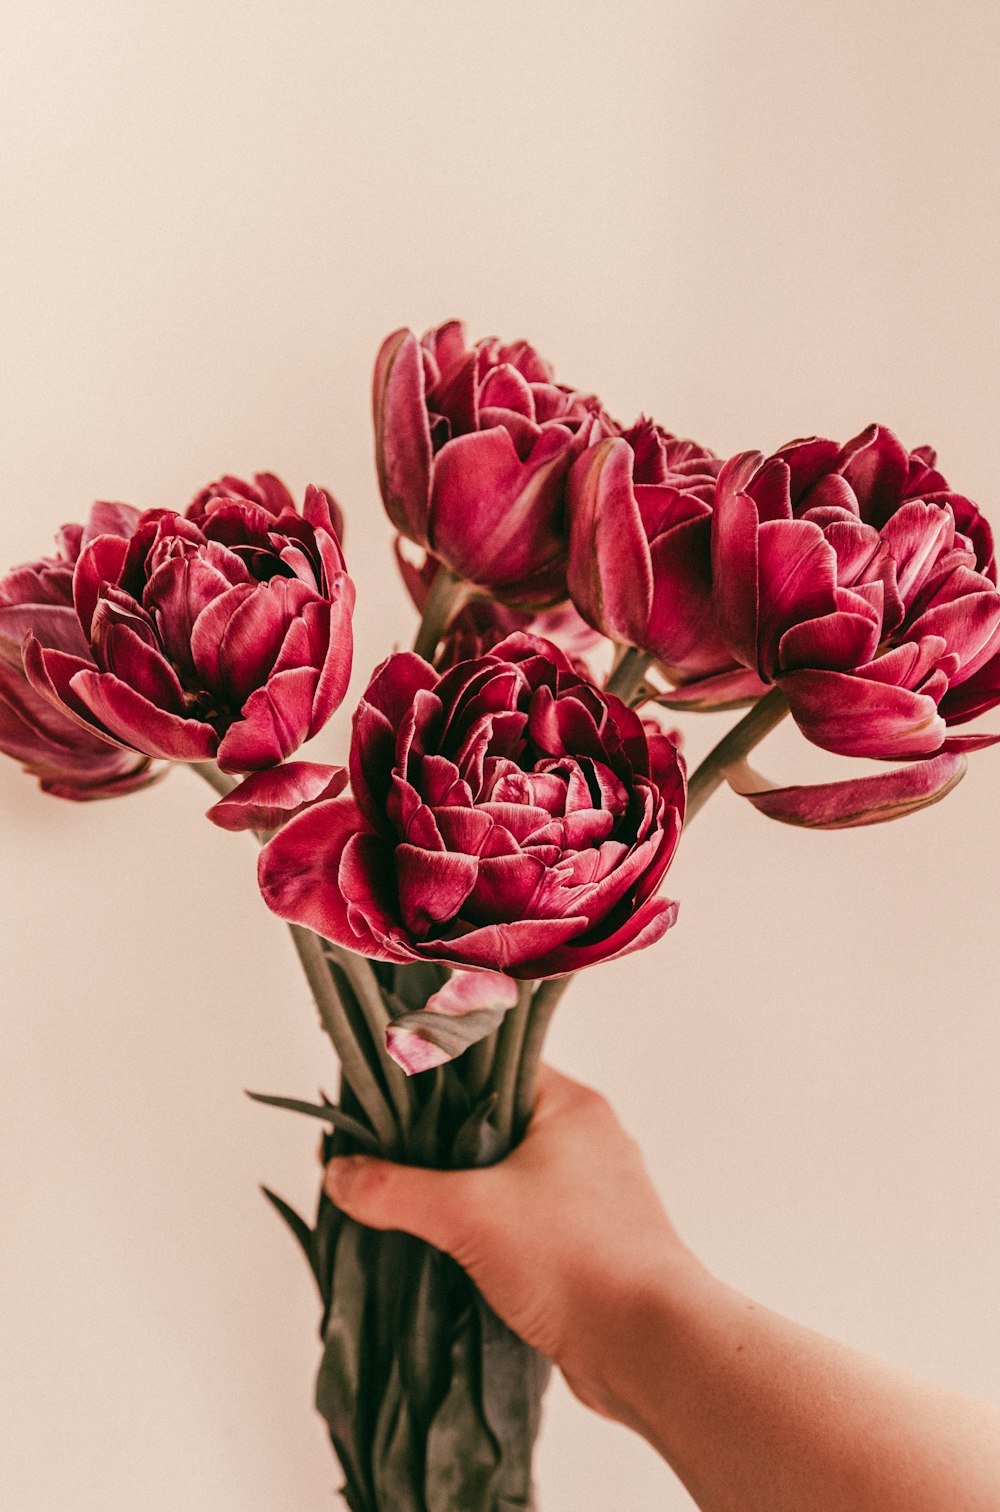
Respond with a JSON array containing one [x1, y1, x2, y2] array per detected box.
[[561, 1238, 713, 1428]]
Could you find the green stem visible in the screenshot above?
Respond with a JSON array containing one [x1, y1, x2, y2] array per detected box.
[[463, 1027, 498, 1107], [288, 926, 399, 1153], [412, 564, 469, 661], [192, 760, 237, 799], [513, 978, 571, 1139], [323, 942, 412, 1137], [491, 982, 533, 1148], [189, 763, 401, 1152], [685, 687, 789, 822], [604, 645, 653, 704]]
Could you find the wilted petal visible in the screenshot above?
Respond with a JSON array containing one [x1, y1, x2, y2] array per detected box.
[[655, 665, 773, 710]]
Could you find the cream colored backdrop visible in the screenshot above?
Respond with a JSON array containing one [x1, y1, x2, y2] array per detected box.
[[1, 3, 998, 1509]]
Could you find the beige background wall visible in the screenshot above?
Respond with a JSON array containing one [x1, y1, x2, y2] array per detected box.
[[1, 3, 998, 1508]]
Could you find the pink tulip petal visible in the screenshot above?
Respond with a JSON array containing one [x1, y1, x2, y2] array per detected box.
[[776, 608, 881, 673], [654, 665, 773, 710], [779, 667, 946, 758], [69, 667, 218, 761], [430, 427, 570, 600], [22, 637, 132, 746], [307, 582, 356, 735], [939, 651, 1000, 724], [566, 438, 652, 646], [258, 797, 411, 960], [0, 601, 90, 658], [725, 750, 966, 828], [384, 969, 519, 1075], [395, 844, 479, 935], [712, 455, 764, 667], [73, 533, 132, 636], [373, 328, 433, 545], [206, 761, 348, 832], [520, 894, 680, 979], [837, 424, 909, 525], [216, 665, 317, 772]]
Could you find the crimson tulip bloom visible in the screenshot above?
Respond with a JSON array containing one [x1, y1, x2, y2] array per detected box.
[[373, 321, 613, 607], [0, 507, 158, 798], [259, 634, 685, 979], [568, 418, 769, 707], [712, 425, 1000, 761], [25, 475, 354, 772]]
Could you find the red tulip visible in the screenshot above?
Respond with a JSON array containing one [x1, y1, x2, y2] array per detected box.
[[258, 633, 685, 979], [712, 425, 1000, 761], [24, 475, 355, 772], [567, 418, 769, 707], [0, 508, 159, 799], [373, 321, 614, 607]]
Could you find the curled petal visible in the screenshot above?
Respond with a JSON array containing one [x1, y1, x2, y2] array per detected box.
[[654, 665, 772, 711], [384, 970, 519, 1074], [205, 762, 348, 832], [725, 750, 967, 828], [779, 666, 947, 759]]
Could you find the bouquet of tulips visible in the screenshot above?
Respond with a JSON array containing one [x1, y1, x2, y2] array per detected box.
[[3, 320, 998, 1510]]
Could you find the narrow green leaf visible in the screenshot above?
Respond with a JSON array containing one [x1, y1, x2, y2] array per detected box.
[[260, 1187, 318, 1287], [246, 1090, 381, 1153]]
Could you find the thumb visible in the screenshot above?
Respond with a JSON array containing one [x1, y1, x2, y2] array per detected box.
[[325, 1155, 481, 1256]]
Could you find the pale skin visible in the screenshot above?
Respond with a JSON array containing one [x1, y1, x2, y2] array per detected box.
[[324, 1064, 1000, 1512]]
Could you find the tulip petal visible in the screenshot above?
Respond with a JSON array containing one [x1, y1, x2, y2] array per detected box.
[[838, 423, 909, 526], [430, 427, 570, 602], [712, 454, 764, 667], [73, 533, 132, 637], [216, 665, 317, 772], [384, 970, 519, 1075], [373, 328, 433, 544], [566, 438, 653, 646], [725, 750, 967, 828], [205, 762, 348, 832], [654, 665, 773, 711], [779, 667, 946, 758], [69, 667, 218, 761], [520, 894, 680, 978]]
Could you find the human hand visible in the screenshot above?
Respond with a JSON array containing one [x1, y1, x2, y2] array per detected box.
[[324, 1063, 694, 1418]]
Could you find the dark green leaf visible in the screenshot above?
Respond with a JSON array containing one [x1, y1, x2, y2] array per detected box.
[[424, 1302, 499, 1512], [260, 1187, 319, 1289], [246, 1091, 380, 1153], [476, 1293, 550, 1507]]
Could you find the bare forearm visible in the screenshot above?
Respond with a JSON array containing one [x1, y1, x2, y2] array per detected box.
[[591, 1255, 1000, 1512]]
